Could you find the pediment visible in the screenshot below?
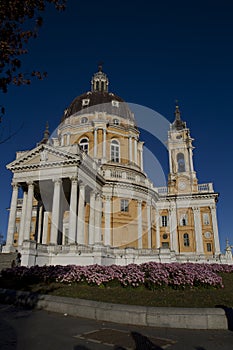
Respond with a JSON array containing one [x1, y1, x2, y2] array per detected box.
[[7, 144, 80, 170]]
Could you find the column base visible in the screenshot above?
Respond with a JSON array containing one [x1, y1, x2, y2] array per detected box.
[[2, 245, 16, 253]]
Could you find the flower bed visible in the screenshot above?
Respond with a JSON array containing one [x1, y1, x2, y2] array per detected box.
[[2, 262, 233, 289]]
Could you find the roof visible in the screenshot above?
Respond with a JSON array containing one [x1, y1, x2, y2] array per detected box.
[[61, 91, 135, 122]]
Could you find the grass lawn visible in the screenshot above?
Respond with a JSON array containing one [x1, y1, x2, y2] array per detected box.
[[1, 272, 233, 308]]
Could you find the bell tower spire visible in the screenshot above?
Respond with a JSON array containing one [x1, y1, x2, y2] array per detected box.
[[167, 102, 198, 194], [172, 100, 186, 130], [91, 63, 109, 92]]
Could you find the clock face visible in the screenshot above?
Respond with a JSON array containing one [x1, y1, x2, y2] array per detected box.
[[178, 181, 186, 190], [204, 232, 211, 239]]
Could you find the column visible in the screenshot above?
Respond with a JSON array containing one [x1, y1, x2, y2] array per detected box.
[[134, 138, 137, 164], [18, 190, 27, 246], [104, 196, 111, 246], [188, 147, 194, 173], [94, 128, 97, 158], [50, 179, 61, 244], [67, 132, 71, 145], [6, 182, 19, 247], [94, 193, 102, 244], [137, 200, 142, 249], [69, 177, 78, 243], [140, 149, 143, 171], [155, 208, 160, 249], [37, 205, 43, 244], [210, 204, 221, 254], [169, 206, 179, 252], [88, 190, 95, 244], [77, 183, 85, 244], [42, 211, 49, 244], [128, 136, 132, 163], [193, 207, 204, 254], [147, 203, 152, 249], [24, 182, 34, 241], [168, 150, 173, 173], [102, 128, 106, 160]]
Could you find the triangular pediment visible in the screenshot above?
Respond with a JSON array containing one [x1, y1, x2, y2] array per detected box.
[[7, 144, 80, 170]]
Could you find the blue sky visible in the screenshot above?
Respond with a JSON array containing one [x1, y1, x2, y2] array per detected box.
[[1, 0, 233, 251]]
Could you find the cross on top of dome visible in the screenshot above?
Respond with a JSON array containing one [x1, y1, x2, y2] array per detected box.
[[91, 63, 109, 92]]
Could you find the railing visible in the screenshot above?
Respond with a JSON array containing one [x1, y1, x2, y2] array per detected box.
[[157, 183, 214, 196], [157, 186, 168, 195], [103, 168, 147, 185], [198, 183, 213, 193]]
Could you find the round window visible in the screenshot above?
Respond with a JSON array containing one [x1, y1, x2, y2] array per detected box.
[[81, 117, 88, 124], [162, 234, 168, 240]]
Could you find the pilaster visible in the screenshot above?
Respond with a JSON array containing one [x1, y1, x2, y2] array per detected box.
[[104, 195, 111, 246], [88, 190, 96, 245], [210, 204, 221, 254], [193, 206, 204, 254], [137, 200, 142, 249]]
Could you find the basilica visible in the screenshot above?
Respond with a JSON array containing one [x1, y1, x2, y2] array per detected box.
[[3, 66, 229, 266]]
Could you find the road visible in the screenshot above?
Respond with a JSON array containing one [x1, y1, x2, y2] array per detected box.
[[0, 303, 232, 350]]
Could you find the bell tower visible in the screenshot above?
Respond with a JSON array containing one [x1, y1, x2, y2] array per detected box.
[[167, 103, 198, 194]]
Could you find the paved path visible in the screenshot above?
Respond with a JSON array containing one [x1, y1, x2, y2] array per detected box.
[[0, 303, 232, 350]]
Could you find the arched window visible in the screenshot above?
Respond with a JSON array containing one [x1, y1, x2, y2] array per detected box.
[[183, 233, 190, 247], [177, 153, 185, 172], [113, 118, 119, 125], [79, 138, 89, 153], [111, 139, 120, 162], [180, 214, 188, 226]]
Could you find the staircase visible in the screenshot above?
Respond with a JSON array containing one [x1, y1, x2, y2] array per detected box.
[[0, 252, 17, 271]]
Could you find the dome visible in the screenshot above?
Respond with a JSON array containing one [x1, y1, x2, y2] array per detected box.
[[61, 65, 135, 123]]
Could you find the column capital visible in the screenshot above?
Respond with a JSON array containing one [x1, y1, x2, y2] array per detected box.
[[169, 204, 176, 213], [137, 199, 142, 207], [96, 192, 102, 200], [78, 181, 86, 190], [53, 178, 62, 185], [26, 181, 34, 187], [210, 204, 216, 211], [192, 206, 200, 213], [11, 181, 19, 189], [70, 176, 78, 183]]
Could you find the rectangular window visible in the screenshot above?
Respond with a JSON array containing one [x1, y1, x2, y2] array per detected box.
[[162, 242, 169, 248], [161, 215, 168, 227], [203, 213, 210, 225], [207, 243, 212, 252], [121, 199, 129, 212]]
